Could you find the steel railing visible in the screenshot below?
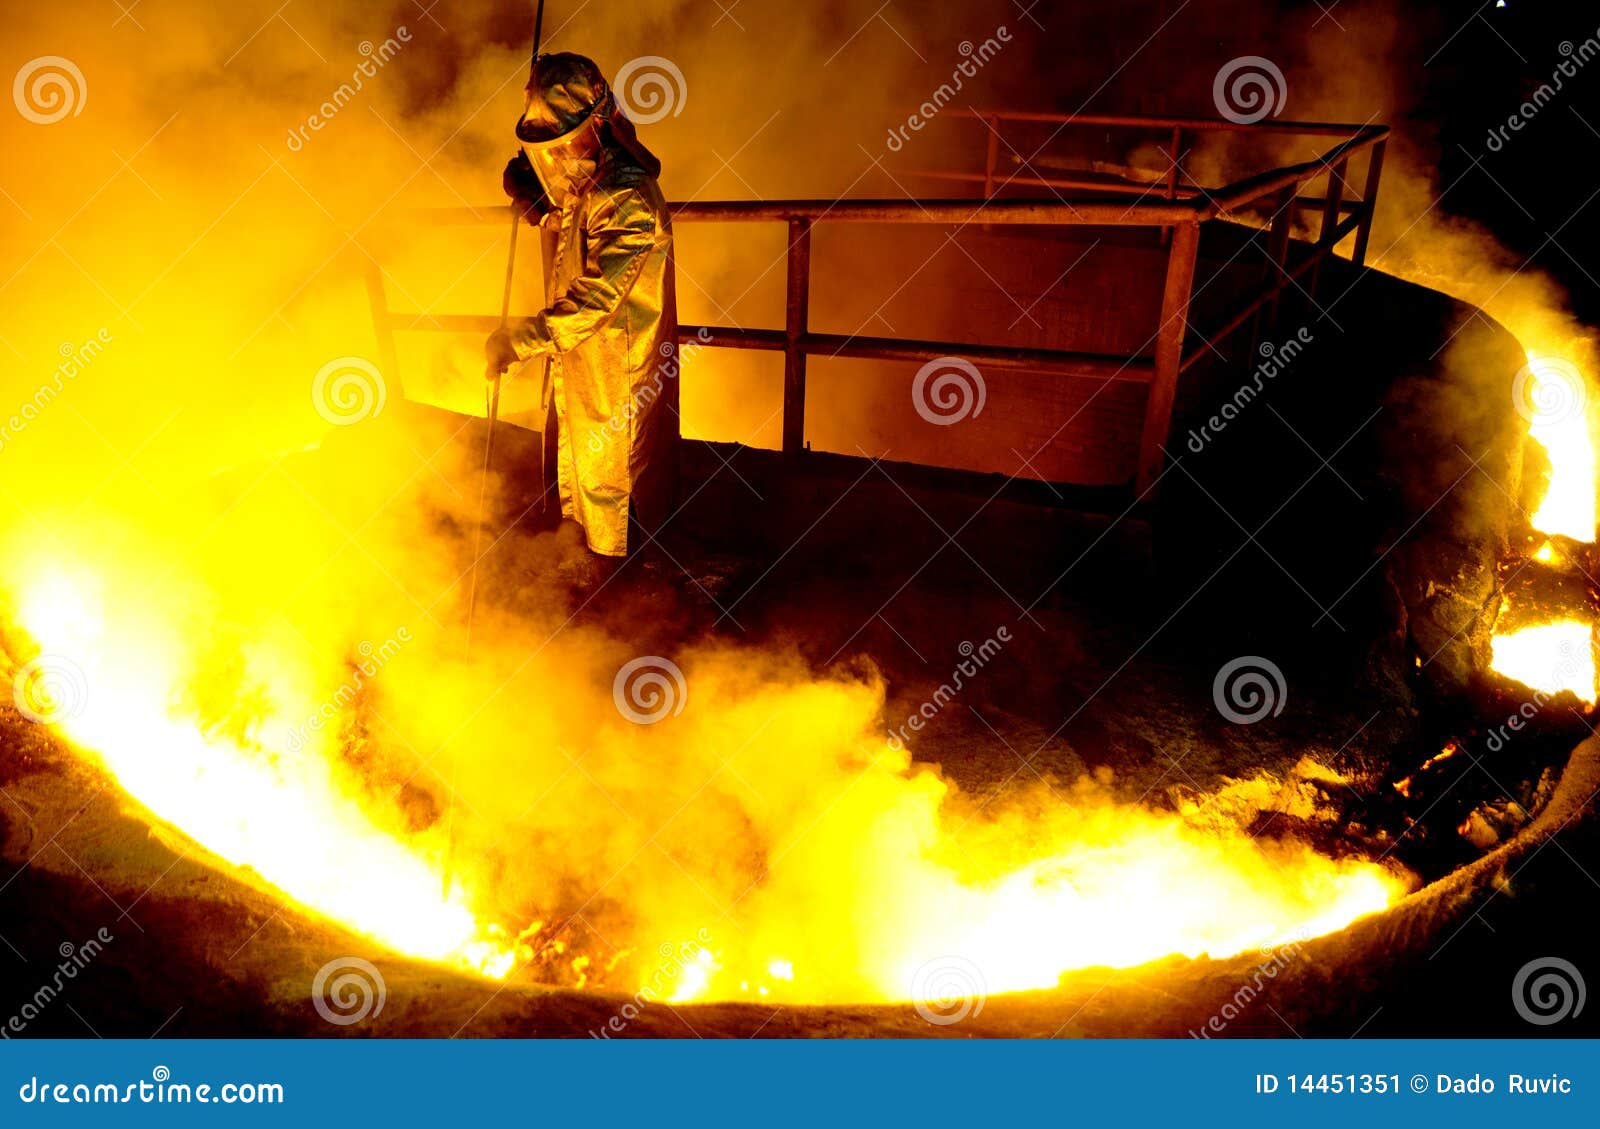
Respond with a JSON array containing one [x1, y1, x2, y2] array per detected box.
[[374, 114, 1388, 496]]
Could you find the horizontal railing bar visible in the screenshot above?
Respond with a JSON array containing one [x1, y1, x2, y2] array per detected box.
[[904, 168, 1204, 199], [798, 332, 1152, 380], [950, 109, 1387, 137], [1204, 130, 1386, 217], [380, 316, 1152, 381], [408, 197, 1206, 227]]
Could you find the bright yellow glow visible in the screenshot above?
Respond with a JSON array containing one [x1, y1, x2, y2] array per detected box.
[[1489, 620, 1598, 704], [12, 564, 515, 977], [1523, 354, 1596, 543]]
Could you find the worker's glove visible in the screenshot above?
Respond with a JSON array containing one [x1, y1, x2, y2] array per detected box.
[[502, 152, 550, 225], [485, 328, 519, 378]]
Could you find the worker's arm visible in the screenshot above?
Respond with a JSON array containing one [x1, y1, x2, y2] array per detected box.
[[506, 185, 663, 360]]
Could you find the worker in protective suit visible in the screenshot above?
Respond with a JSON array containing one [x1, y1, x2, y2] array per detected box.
[[486, 53, 678, 565]]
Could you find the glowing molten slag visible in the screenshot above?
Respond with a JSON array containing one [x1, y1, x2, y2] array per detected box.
[[1524, 355, 1596, 542], [12, 564, 1406, 1006], [1489, 621, 1598, 705], [12, 570, 516, 979], [1490, 352, 1600, 702]]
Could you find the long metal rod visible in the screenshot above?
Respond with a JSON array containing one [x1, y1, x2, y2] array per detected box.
[[446, 0, 543, 899]]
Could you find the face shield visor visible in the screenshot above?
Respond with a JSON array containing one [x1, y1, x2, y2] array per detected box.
[[516, 94, 608, 208]]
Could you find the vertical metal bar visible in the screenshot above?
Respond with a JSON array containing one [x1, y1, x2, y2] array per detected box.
[[1351, 139, 1386, 267], [1161, 125, 1181, 245], [782, 217, 812, 456], [983, 115, 1000, 198], [1264, 188, 1293, 327], [1310, 157, 1348, 301], [1320, 157, 1348, 245], [1136, 220, 1200, 496], [363, 258, 403, 398]]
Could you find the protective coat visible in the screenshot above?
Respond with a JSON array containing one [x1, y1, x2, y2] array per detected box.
[[506, 132, 677, 557]]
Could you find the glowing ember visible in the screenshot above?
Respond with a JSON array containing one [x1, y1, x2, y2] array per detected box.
[[1489, 620, 1597, 705]]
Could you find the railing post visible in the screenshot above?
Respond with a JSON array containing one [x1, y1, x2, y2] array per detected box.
[[1351, 138, 1386, 267], [1136, 220, 1200, 496], [1307, 157, 1349, 302], [1162, 125, 1182, 245], [1264, 188, 1293, 327], [363, 259, 403, 398], [783, 217, 812, 456], [983, 115, 1000, 199], [1320, 157, 1348, 245]]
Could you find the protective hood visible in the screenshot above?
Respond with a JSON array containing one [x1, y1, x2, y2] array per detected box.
[[516, 52, 661, 204]]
